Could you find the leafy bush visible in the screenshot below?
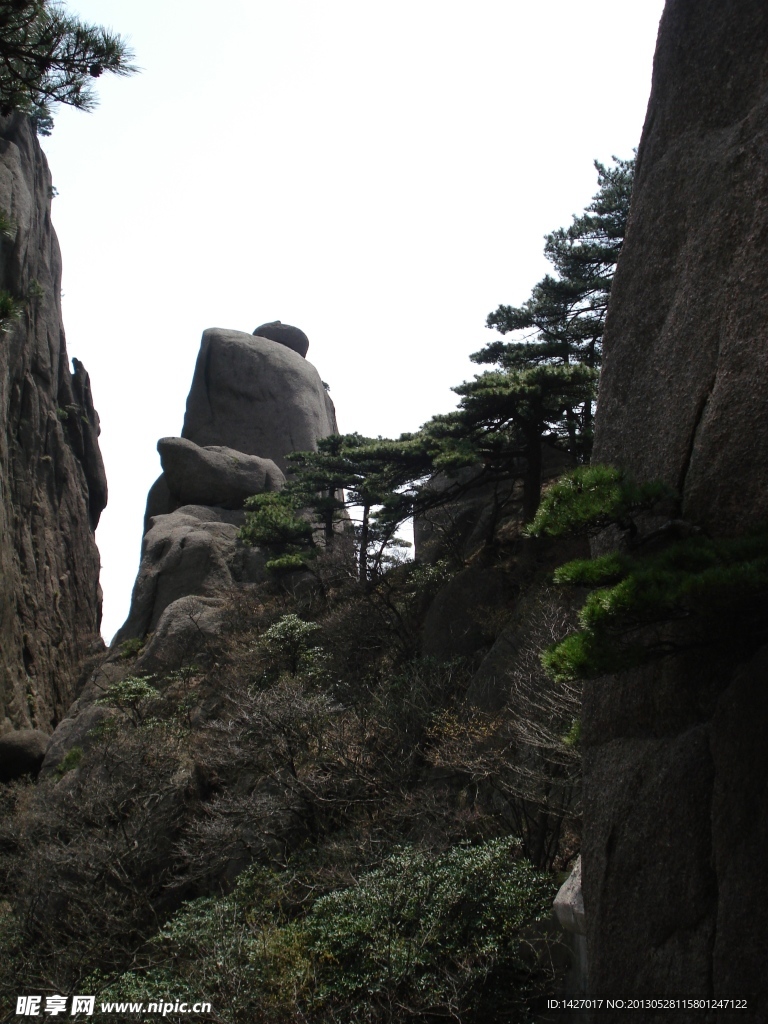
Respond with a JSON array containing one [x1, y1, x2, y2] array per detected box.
[[95, 676, 159, 725], [544, 532, 768, 680], [532, 467, 768, 680], [54, 744, 83, 777], [100, 840, 555, 1023], [0, 290, 22, 331], [258, 614, 323, 677], [116, 637, 145, 660], [307, 839, 556, 1021], [240, 492, 316, 573]]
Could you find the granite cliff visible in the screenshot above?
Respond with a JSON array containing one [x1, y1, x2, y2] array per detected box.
[[0, 113, 106, 757], [584, 0, 768, 1015]]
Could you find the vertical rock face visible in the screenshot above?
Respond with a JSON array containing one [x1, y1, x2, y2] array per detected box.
[[0, 113, 106, 735], [594, 0, 768, 532], [586, 0, 768, 1012]]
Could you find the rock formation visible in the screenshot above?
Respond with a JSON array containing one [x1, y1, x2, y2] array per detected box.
[[253, 320, 310, 359], [112, 505, 266, 649], [43, 322, 337, 771], [0, 113, 106, 743], [584, 0, 768, 1013], [0, 728, 49, 782], [554, 857, 587, 996], [112, 325, 337, 655], [158, 436, 285, 510], [182, 328, 334, 471]]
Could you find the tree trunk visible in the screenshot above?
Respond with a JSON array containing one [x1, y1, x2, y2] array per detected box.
[[522, 430, 543, 522], [358, 503, 370, 583]]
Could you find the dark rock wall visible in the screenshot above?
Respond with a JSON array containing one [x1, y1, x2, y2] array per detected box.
[[594, 0, 768, 532], [0, 113, 106, 734], [586, 1, 768, 1015]]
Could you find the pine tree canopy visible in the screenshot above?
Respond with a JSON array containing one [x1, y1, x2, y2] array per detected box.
[[0, 0, 137, 132], [469, 156, 634, 472], [484, 156, 635, 370]]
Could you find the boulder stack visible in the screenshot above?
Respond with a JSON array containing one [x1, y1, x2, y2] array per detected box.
[[112, 325, 338, 659]]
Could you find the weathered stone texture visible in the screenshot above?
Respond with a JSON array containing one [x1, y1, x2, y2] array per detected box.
[[158, 436, 285, 510], [112, 505, 265, 648], [0, 113, 105, 735], [114, 325, 339, 658], [0, 727, 49, 781], [181, 328, 337, 472], [594, 0, 768, 533], [108, 326, 339, 661], [585, 1, 768, 1015], [421, 565, 512, 662]]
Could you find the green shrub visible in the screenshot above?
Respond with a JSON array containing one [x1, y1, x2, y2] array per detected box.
[[0, 290, 23, 331], [100, 840, 555, 1023], [55, 745, 83, 778], [240, 491, 315, 573], [306, 839, 556, 1021], [95, 676, 159, 725], [116, 637, 145, 660], [0, 208, 14, 238], [544, 530, 768, 681], [527, 464, 672, 538], [258, 614, 323, 677]]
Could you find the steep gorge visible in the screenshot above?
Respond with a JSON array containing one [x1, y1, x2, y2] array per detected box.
[[1, 0, 768, 1015]]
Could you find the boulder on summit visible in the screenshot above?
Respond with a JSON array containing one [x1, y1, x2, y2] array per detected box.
[[181, 328, 337, 472], [253, 320, 310, 358]]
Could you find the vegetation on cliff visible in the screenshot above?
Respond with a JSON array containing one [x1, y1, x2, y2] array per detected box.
[[529, 465, 768, 681], [0, 554, 573, 1021]]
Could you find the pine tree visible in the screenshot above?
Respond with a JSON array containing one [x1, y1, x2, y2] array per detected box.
[[528, 466, 768, 682], [418, 156, 636, 524], [244, 157, 637, 558], [482, 156, 634, 462], [0, 0, 136, 132], [242, 434, 430, 584], [449, 361, 598, 522]]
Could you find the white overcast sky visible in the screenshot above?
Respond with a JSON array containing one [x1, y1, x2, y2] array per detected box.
[[40, 0, 666, 643]]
